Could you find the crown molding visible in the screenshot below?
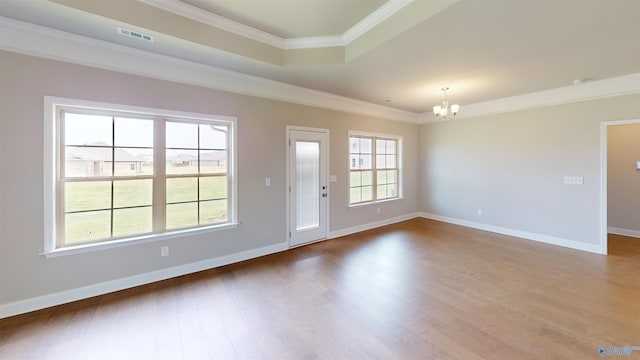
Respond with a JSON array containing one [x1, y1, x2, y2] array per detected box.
[[343, 0, 414, 44], [0, 17, 419, 123], [282, 36, 345, 50], [418, 73, 640, 123], [137, 0, 413, 50]]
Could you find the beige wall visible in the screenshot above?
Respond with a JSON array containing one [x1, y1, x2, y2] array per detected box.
[[419, 95, 640, 245], [1, 48, 639, 312], [608, 123, 640, 233], [0, 51, 419, 305]]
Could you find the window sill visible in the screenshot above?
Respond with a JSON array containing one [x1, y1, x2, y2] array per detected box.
[[348, 197, 402, 209], [42, 223, 239, 258]]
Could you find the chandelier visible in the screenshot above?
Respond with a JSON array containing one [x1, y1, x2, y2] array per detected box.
[[432, 87, 460, 120]]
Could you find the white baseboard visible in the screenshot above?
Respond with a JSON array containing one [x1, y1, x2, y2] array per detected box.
[[328, 212, 419, 239], [608, 227, 640, 238], [0, 242, 288, 319], [419, 212, 604, 254]]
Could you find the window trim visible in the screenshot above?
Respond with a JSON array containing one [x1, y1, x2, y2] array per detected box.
[[348, 130, 402, 207], [43, 96, 238, 257]]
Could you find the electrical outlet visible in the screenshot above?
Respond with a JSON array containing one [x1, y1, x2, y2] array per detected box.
[[376, 208, 381, 214], [161, 246, 169, 257], [477, 209, 483, 216]]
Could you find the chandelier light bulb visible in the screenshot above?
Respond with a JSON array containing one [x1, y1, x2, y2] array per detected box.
[[433, 87, 460, 120]]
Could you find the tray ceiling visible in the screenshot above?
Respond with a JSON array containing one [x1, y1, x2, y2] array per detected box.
[[1, 0, 638, 114]]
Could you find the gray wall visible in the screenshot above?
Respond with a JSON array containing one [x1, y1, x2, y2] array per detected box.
[[419, 95, 640, 245], [0, 51, 419, 305], [608, 123, 640, 233]]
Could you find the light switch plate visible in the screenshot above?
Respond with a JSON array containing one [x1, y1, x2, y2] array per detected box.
[[636, 161, 640, 170], [329, 175, 337, 182]]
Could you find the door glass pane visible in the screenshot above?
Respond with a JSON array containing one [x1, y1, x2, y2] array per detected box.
[[296, 141, 320, 230]]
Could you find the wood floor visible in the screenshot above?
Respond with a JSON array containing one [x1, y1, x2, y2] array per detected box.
[[1, 218, 639, 359]]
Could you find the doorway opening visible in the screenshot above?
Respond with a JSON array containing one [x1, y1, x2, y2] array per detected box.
[[600, 119, 640, 254]]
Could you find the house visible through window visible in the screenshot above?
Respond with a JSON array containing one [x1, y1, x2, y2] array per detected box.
[[50, 100, 236, 250], [349, 132, 401, 205]]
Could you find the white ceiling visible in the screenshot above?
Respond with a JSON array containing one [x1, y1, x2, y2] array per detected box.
[[1, 0, 639, 114], [182, 0, 388, 38]]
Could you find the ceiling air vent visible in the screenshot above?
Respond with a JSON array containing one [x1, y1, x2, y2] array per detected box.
[[117, 27, 154, 42]]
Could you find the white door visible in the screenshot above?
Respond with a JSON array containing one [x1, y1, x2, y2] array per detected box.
[[287, 127, 328, 247]]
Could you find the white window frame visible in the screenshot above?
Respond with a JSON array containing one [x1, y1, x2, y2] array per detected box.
[[43, 97, 238, 257], [348, 130, 402, 207]]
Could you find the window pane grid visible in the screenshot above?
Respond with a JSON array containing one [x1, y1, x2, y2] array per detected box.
[[61, 176, 155, 244], [165, 121, 229, 230], [349, 135, 399, 205], [58, 106, 233, 248]]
